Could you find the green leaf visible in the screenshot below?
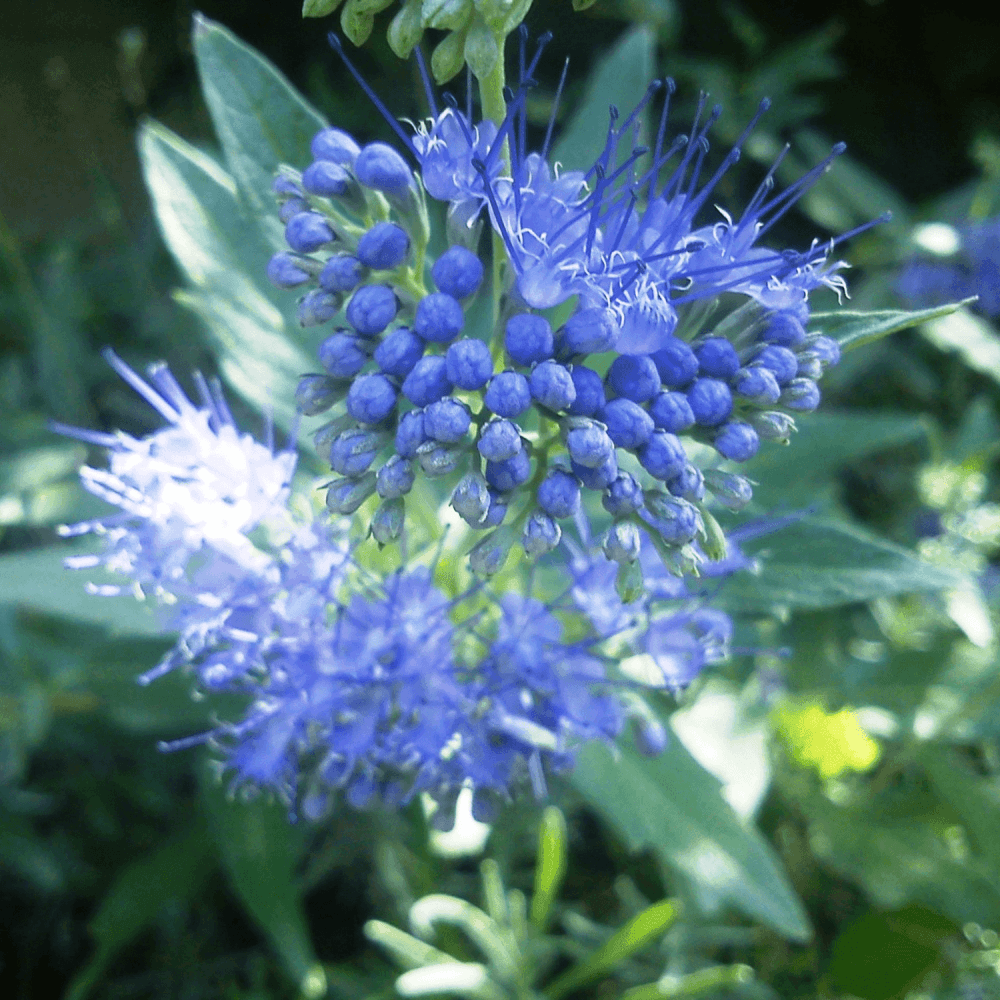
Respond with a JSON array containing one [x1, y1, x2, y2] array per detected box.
[[803, 793, 1000, 927], [920, 308, 1000, 385], [743, 410, 929, 508], [199, 768, 326, 998], [138, 121, 315, 440], [192, 15, 327, 223], [545, 898, 681, 1000], [530, 806, 568, 932], [921, 749, 1000, 878], [810, 298, 977, 352], [0, 545, 161, 636], [571, 736, 811, 941], [718, 516, 964, 613], [827, 906, 956, 1000], [552, 25, 656, 173], [303, 0, 345, 15], [64, 819, 215, 1000]]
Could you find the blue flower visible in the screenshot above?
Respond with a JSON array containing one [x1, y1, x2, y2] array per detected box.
[[56, 350, 296, 603], [898, 215, 1000, 317]]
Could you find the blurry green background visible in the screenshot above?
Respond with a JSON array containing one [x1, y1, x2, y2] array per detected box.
[[4, 2, 1000, 999]]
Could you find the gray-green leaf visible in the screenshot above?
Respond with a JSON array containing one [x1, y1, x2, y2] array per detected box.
[[572, 736, 811, 941]]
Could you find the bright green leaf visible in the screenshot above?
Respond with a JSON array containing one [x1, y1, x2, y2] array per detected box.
[[303, 0, 345, 15], [546, 898, 681, 1000], [530, 806, 567, 932]]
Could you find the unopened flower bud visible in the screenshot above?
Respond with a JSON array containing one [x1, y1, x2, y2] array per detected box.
[[330, 428, 384, 477], [565, 418, 614, 468], [469, 526, 514, 576], [603, 521, 641, 564], [357, 221, 410, 270], [702, 469, 754, 510], [602, 472, 644, 516], [451, 473, 491, 526], [416, 440, 462, 477], [311, 126, 361, 166], [354, 141, 415, 197], [285, 211, 336, 253], [267, 251, 315, 288], [326, 472, 376, 514], [522, 511, 561, 556], [371, 496, 405, 544], [297, 289, 342, 327], [295, 374, 340, 415], [376, 455, 415, 498], [642, 493, 702, 545], [780, 378, 821, 412], [749, 410, 796, 443]]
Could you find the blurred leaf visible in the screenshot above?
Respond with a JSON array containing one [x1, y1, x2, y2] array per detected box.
[[744, 410, 928, 508], [0, 828, 64, 894], [572, 735, 811, 941], [138, 121, 315, 441], [553, 25, 656, 174], [803, 793, 1000, 927], [719, 517, 964, 613], [921, 749, 1000, 878], [827, 906, 955, 1000], [530, 806, 567, 932], [794, 129, 912, 232], [546, 898, 681, 1000], [64, 817, 216, 1000], [192, 15, 326, 224], [811, 298, 977, 352], [921, 309, 1000, 386], [199, 767, 326, 998], [0, 545, 161, 636]]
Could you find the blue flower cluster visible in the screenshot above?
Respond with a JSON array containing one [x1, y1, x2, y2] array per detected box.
[[59, 356, 732, 820], [58, 29, 872, 820], [266, 38, 855, 573]]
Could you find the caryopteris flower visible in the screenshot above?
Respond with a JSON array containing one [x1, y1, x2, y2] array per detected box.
[[59, 22, 876, 820], [265, 30, 875, 578]]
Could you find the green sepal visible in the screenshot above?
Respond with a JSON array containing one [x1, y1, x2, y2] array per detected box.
[[388, 0, 425, 58], [431, 27, 470, 83], [302, 0, 345, 17], [615, 558, 644, 604], [699, 507, 729, 563]]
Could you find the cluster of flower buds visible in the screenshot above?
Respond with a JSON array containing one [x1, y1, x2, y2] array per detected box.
[[265, 32, 862, 580]]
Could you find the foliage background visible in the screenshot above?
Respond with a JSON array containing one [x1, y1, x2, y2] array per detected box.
[[3, 1, 1000, 999]]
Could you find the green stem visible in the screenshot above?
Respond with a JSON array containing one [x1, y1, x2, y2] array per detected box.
[[622, 965, 754, 1000], [477, 37, 509, 342]]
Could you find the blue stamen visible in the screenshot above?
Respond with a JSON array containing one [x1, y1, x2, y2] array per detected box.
[[414, 44, 438, 117], [542, 58, 570, 160], [328, 33, 416, 154]]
